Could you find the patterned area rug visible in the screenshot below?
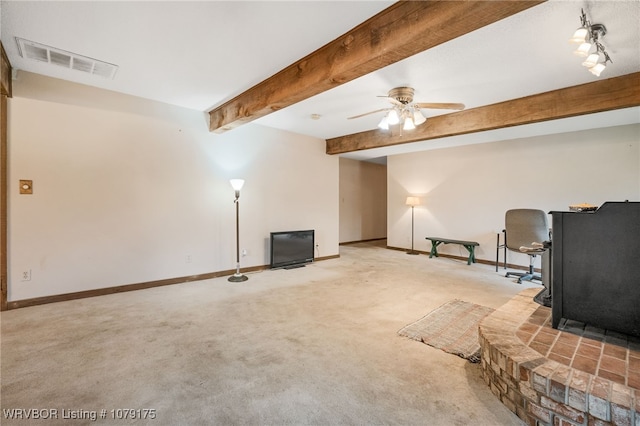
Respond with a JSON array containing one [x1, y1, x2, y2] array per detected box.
[[398, 299, 494, 363]]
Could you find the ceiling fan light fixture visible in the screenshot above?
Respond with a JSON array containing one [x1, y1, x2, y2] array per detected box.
[[378, 116, 389, 130], [349, 86, 464, 133], [413, 109, 427, 126], [387, 109, 400, 125], [403, 117, 415, 131]]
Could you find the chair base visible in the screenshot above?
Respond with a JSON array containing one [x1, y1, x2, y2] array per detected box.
[[505, 270, 542, 284]]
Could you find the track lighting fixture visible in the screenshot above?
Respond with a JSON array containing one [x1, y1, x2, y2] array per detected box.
[[569, 9, 612, 76]]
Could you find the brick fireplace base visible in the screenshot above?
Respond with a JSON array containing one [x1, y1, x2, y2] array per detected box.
[[478, 288, 639, 426]]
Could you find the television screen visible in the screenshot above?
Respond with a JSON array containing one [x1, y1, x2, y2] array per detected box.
[[270, 230, 314, 269]]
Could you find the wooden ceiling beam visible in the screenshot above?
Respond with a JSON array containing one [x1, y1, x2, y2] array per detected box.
[[208, 0, 545, 133], [325, 72, 640, 155]]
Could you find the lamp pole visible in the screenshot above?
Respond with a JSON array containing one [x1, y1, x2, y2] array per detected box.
[[229, 179, 248, 282], [406, 196, 420, 255]]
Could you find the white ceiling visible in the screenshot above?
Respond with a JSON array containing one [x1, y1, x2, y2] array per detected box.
[[2, 1, 639, 162]]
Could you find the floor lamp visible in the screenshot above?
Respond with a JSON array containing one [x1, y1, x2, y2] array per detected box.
[[228, 179, 248, 282], [406, 196, 420, 255]]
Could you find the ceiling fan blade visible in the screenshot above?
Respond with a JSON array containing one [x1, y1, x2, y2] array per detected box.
[[414, 102, 465, 110], [347, 108, 390, 120], [377, 96, 403, 106]]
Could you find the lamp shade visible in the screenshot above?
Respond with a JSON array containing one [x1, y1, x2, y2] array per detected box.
[[403, 117, 415, 131], [405, 196, 420, 207], [573, 42, 592, 57], [229, 179, 245, 191], [413, 109, 427, 126], [588, 62, 606, 77], [569, 27, 589, 44], [387, 109, 400, 125], [582, 52, 601, 68], [377, 116, 389, 130]]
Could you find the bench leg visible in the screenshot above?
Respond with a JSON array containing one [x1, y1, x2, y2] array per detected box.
[[429, 241, 441, 258], [464, 245, 476, 265]]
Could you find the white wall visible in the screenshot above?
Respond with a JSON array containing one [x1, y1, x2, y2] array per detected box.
[[338, 158, 387, 243], [8, 72, 339, 301], [388, 124, 640, 267]]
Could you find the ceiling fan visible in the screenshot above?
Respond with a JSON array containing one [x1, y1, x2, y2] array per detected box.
[[348, 87, 465, 131]]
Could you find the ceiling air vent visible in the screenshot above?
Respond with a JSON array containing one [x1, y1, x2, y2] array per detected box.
[[15, 37, 118, 79]]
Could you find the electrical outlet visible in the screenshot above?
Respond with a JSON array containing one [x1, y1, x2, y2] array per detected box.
[[20, 180, 33, 194], [186, 254, 192, 263], [241, 249, 247, 257], [21, 270, 31, 281]]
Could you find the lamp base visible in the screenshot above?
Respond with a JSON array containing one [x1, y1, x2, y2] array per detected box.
[[406, 251, 420, 255], [228, 273, 248, 282]]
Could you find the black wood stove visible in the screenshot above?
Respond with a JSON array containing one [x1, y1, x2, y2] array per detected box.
[[549, 201, 640, 338]]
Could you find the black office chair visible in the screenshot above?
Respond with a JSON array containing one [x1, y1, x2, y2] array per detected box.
[[496, 209, 549, 284]]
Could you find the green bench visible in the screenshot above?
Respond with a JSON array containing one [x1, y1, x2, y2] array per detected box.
[[425, 237, 479, 265]]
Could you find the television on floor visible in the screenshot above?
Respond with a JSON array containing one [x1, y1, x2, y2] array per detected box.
[[270, 230, 314, 269]]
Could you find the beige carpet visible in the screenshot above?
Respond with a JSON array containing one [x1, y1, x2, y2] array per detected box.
[[398, 299, 495, 363], [1, 241, 537, 425]]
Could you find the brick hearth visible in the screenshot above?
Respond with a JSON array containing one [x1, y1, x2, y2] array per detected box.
[[478, 288, 639, 426]]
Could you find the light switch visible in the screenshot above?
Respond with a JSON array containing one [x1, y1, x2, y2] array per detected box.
[[19, 180, 33, 194]]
